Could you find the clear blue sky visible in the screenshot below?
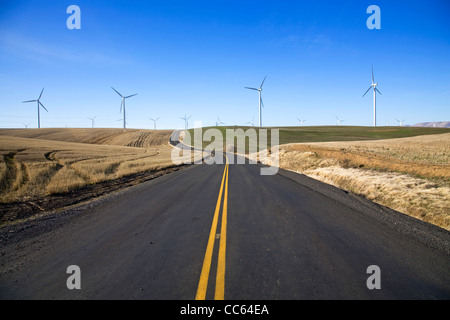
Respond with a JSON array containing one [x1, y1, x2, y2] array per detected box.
[[0, 0, 449, 129]]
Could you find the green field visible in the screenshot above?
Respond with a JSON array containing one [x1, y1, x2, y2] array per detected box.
[[187, 126, 450, 150]]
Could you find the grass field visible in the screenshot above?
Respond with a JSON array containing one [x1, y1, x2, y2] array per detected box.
[[187, 125, 450, 151], [0, 128, 173, 147], [0, 129, 175, 203]]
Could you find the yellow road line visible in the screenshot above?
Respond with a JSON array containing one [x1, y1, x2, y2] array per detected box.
[[196, 155, 229, 300], [215, 159, 228, 300]]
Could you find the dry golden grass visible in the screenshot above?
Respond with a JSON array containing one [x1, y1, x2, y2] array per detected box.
[[0, 129, 177, 203], [257, 133, 450, 231], [293, 133, 450, 180], [0, 128, 173, 147]]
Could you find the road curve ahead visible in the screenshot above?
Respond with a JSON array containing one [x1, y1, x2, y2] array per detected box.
[[0, 150, 449, 300]]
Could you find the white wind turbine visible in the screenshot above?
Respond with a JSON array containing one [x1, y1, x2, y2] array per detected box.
[[149, 117, 160, 130], [216, 116, 225, 126], [88, 116, 96, 128], [297, 118, 307, 126], [336, 116, 344, 126], [111, 87, 137, 131], [363, 65, 382, 127], [246, 116, 255, 127], [245, 76, 267, 127], [181, 114, 191, 130], [22, 88, 48, 129], [396, 119, 406, 127]]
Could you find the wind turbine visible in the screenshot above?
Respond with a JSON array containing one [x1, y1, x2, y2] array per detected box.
[[216, 116, 225, 126], [336, 116, 344, 126], [363, 65, 382, 127], [22, 87, 48, 129], [111, 87, 137, 131], [246, 116, 255, 127], [181, 114, 191, 130], [149, 117, 160, 130], [297, 118, 307, 126], [245, 76, 267, 127], [23, 123, 30, 129], [396, 119, 406, 127], [88, 116, 96, 128]]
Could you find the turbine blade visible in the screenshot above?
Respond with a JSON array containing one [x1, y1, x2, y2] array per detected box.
[[125, 94, 137, 99], [120, 100, 123, 113], [362, 86, 372, 97], [23, 100, 37, 103], [39, 101, 48, 112], [245, 87, 259, 91], [375, 88, 382, 95], [39, 87, 45, 99], [111, 87, 123, 98], [260, 75, 267, 89]]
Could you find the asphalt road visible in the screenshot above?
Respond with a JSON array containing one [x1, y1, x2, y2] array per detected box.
[[1, 149, 450, 300]]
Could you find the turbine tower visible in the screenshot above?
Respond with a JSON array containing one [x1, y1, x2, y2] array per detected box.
[[245, 76, 267, 127], [22, 88, 48, 129], [149, 117, 160, 130], [181, 114, 191, 130], [363, 65, 382, 127], [111, 87, 137, 131]]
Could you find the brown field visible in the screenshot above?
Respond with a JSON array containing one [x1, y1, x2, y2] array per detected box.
[[0, 128, 173, 147], [0, 128, 177, 204], [283, 133, 450, 181], [259, 133, 450, 231]]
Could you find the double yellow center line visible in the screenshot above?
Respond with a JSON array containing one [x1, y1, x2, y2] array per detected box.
[[196, 155, 229, 300]]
